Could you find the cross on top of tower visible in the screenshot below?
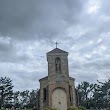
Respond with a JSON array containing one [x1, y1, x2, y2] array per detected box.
[[55, 42, 59, 48]]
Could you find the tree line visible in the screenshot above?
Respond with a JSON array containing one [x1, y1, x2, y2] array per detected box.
[[0, 77, 110, 109], [0, 77, 39, 109], [77, 79, 110, 109]]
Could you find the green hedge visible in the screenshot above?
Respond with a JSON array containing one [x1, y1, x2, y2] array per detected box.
[[67, 106, 79, 110], [43, 107, 57, 110]]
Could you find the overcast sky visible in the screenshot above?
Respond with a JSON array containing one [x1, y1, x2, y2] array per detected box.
[[0, 0, 110, 91]]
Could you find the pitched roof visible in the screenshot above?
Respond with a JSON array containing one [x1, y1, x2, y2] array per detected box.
[[47, 48, 68, 54], [39, 76, 48, 81]]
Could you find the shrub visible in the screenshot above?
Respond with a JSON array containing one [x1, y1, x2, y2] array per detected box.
[[78, 106, 85, 110], [67, 106, 79, 110], [43, 107, 57, 110]]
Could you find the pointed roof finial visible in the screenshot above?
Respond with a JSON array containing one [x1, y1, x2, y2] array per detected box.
[[55, 42, 59, 48]]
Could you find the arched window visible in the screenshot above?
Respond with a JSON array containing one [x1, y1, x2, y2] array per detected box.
[[69, 85, 72, 103], [55, 57, 61, 74], [43, 88, 46, 101]]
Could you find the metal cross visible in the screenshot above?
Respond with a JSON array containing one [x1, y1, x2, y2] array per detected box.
[[55, 42, 59, 48]]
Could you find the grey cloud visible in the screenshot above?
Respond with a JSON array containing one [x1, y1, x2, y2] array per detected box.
[[0, 0, 83, 41], [0, 41, 30, 63], [0, 0, 110, 91], [0, 52, 31, 63], [0, 43, 11, 52], [84, 59, 110, 70], [100, 0, 110, 16], [12, 71, 47, 91], [71, 71, 98, 85]]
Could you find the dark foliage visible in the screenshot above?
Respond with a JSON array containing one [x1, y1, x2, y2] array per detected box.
[[0, 77, 13, 108], [77, 79, 110, 109]]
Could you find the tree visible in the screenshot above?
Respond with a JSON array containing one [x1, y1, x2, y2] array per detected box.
[[93, 79, 110, 108], [13, 91, 20, 108], [77, 79, 110, 109], [77, 81, 90, 108], [77, 81, 100, 108], [0, 77, 13, 108], [28, 89, 39, 108], [12, 89, 39, 109], [20, 90, 30, 108]]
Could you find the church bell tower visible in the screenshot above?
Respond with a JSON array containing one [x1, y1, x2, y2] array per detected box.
[[47, 48, 69, 82], [39, 46, 76, 110]]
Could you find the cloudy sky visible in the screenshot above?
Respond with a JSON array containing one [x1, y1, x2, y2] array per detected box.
[[0, 0, 110, 91]]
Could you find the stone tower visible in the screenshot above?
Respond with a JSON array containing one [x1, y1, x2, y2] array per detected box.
[[39, 48, 76, 110]]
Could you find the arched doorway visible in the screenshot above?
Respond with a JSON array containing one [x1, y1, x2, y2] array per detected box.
[[52, 88, 67, 110]]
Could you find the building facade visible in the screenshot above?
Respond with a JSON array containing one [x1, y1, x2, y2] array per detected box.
[[39, 48, 76, 110]]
